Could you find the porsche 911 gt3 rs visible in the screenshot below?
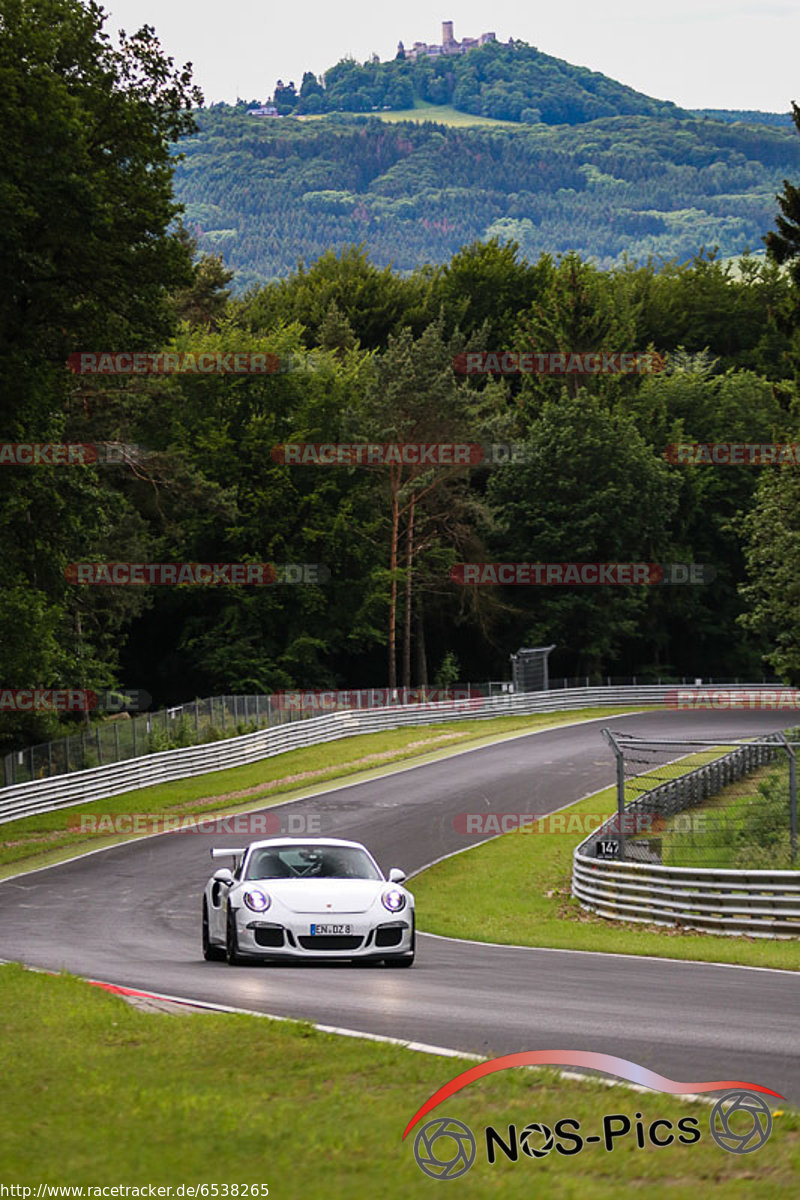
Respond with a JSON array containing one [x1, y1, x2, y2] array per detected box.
[[202, 837, 415, 966]]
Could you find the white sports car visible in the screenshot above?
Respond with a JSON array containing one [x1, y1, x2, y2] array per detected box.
[[202, 837, 415, 967]]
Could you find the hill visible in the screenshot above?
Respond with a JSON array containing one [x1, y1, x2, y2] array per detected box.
[[173, 106, 800, 288], [268, 39, 690, 125]]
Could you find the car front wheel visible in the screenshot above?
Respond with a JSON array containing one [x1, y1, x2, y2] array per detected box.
[[226, 905, 246, 966], [203, 898, 226, 961]]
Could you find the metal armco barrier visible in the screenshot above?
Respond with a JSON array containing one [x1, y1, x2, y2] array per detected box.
[[572, 732, 799, 938], [571, 857, 800, 938], [0, 684, 792, 826]]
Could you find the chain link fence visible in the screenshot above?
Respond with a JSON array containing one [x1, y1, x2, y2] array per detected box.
[[1, 695, 300, 787], [592, 729, 799, 869], [1, 673, 782, 789]]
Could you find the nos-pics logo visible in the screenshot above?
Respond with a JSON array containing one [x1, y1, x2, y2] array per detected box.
[[413, 1093, 773, 1180], [404, 1052, 782, 1181]]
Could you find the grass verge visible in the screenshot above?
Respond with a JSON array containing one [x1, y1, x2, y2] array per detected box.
[[661, 760, 797, 870], [0, 707, 652, 879], [412, 782, 800, 970], [0, 965, 796, 1196]]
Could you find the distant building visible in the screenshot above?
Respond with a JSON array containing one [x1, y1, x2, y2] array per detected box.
[[405, 20, 498, 61], [248, 104, 279, 118]]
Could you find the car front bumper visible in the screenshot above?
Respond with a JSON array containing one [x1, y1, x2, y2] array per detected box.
[[234, 911, 414, 959]]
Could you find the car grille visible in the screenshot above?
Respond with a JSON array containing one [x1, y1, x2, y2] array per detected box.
[[297, 935, 363, 951], [254, 927, 285, 948]]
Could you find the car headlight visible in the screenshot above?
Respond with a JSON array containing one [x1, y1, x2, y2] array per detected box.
[[381, 888, 406, 912], [243, 888, 271, 912]]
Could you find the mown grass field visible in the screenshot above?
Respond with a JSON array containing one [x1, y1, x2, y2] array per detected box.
[[0, 707, 651, 878], [0, 965, 796, 1197], [375, 102, 518, 126], [299, 102, 517, 127], [411, 777, 800, 970]]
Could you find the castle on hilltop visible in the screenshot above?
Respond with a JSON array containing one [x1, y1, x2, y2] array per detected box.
[[398, 20, 507, 62]]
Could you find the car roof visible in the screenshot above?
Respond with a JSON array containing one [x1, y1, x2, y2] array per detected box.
[[244, 837, 368, 852]]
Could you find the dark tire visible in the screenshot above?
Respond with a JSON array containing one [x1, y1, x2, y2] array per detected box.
[[203, 898, 226, 961], [226, 904, 246, 966]]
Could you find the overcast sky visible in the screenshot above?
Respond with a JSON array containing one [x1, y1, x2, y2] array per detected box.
[[102, 0, 798, 113]]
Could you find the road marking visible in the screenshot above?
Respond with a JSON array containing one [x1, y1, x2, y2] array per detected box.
[[416, 930, 800, 975], [80, 973, 720, 1105]]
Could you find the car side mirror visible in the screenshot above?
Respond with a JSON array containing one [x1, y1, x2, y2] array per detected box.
[[213, 868, 235, 885], [388, 867, 406, 883]]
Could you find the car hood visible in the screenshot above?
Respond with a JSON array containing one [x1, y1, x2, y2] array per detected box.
[[241, 878, 385, 914]]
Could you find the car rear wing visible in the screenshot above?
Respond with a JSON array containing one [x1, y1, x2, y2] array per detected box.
[[210, 847, 246, 861]]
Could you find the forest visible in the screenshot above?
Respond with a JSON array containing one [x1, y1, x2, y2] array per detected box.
[[2, 0, 800, 757], [174, 106, 800, 286]]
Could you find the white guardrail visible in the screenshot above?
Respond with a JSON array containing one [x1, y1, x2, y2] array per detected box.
[[571, 724, 800, 939], [0, 683, 788, 825], [571, 856, 800, 938]]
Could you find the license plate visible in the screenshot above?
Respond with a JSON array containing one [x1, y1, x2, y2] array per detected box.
[[309, 923, 352, 935]]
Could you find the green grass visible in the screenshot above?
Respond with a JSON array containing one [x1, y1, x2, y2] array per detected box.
[[0, 707, 653, 878], [660, 762, 796, 870], [300, 102, 517, 127], [412, 781, 800, 970], [0, 965, 796, 1195], [375, 103, 518, 126]]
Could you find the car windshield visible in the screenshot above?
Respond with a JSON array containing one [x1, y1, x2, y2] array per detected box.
[[245, 844, 382, 881]]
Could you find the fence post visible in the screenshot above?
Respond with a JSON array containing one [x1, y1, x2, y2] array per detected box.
[[776, 732, 797, 864], [602, 729, 626, 859], [791, 750, 798, 865]]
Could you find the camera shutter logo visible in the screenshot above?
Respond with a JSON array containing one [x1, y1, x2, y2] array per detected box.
[[709, 1091, 772, 1154], [520, 1122, 555, 1158], [413, 1117, 476, 1179]]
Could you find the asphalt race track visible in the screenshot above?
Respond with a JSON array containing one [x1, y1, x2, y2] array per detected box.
[[1, 710, 798, 1102]]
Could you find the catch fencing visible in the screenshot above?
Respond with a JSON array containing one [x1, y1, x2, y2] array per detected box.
[[572, 730, 799, 937], [1, 674, 776, 788], [0, 683, 791, 826]]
